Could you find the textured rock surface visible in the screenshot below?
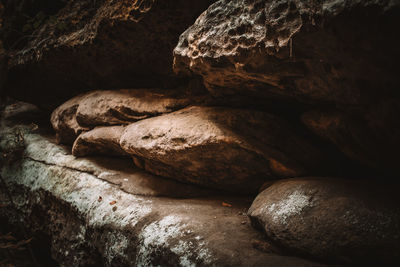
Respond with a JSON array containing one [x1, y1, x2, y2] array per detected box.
[[72, 126, 127, 157], [0, 103, 322, 266], [248, 178, 400, 265], [75, 89, 196, 127], [120, 106, 324, 193], [174, 0, 400, 107], [302, 104, 400, 174], [4, 0, 215, 107], [50, 93, 89, 145]]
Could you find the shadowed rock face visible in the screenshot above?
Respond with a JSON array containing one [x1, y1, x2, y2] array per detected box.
[[301, 98, 400, 175], [120, 106, 325, 193], [4, 0, 215, 108], [174, 0, 400, 107], [248, 177, 400, 265]]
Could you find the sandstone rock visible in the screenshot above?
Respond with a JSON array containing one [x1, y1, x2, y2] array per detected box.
[[75, 89, 194, 127], [72, 126, 127, 157], [301, 103, 400, 174], [174, 0, 400, 107], [120, 106, 324, 193], [248, 178, 400, 265], [4, 0, 215, 108], [0, 103, 321, 266], [50, 93, 89, 145]]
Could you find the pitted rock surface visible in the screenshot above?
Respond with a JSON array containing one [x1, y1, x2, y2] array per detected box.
[[248, 177, 400, 265], [120, 106, 324, 193], [174, 0, 400, 106]]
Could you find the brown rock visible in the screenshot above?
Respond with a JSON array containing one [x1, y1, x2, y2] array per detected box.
[[4, 0, 215, 108], [248, 177, 400, 265], [50, 93, 89, 145], [72, 125, 127, 157], [301, 102, 400, 174], [120, 106, 324, 193], [75, 89, 193, 127], [174, 0, 400, 107]]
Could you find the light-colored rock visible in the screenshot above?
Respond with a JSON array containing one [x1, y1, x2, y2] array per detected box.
[[120, 106, 324, 193], [248, 177, 400, 265], [72, 125, 128, 157], [75, 89, 193, 127], [50, 94, 89, 145], [174, 0, 400, 106]]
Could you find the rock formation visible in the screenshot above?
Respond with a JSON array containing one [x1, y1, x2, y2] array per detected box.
[[1, 0, 399, 265]]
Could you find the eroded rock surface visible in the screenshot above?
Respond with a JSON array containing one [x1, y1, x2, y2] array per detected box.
[[174, 0, 400, 106], [72, 126, 127, 157], [4, 0, 215, 107], [248, 177, 400, 265], [120, 106, 324, 193]]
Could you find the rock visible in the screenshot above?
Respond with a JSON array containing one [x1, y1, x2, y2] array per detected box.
[[72, 126, 127, 157], [0, 103, 321, 266], [174, 0, 400, 107], [4, 0, 215, 108], [301, 102, 400, 174], [51, 88, 201, 145], [50, 93, 89, 145], [120, 106, 324, 193], [75, 89, 194, 127], [248, 177, 400, 265]]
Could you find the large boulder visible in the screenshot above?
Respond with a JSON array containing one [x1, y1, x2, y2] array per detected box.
[[174, 0, 400, 107], [248, 178, 400, 265], [120, 106, 324, 193], [4, 0, 215, 108]]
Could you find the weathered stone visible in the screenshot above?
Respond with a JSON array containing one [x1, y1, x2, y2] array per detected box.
[[0, 103, 322, 266], [4, 0, 215, 108], [248, 177, 400, 265], [75, 89, 194, 127], [174, 0, 400, 107], [120, 106, 324, 193], [301, 102, 400, 174], [50, 93, 89, 145], [72, 126, 127, 157]]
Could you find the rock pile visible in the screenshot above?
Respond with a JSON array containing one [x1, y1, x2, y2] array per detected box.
[[3, 0, 400, 265]]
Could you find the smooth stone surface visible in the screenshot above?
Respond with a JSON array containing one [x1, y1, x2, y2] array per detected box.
[[72, 125, 128, 157], [120, 106, 324, 193], [75, 89, 194, 127], [248, 177, 400, 265]]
